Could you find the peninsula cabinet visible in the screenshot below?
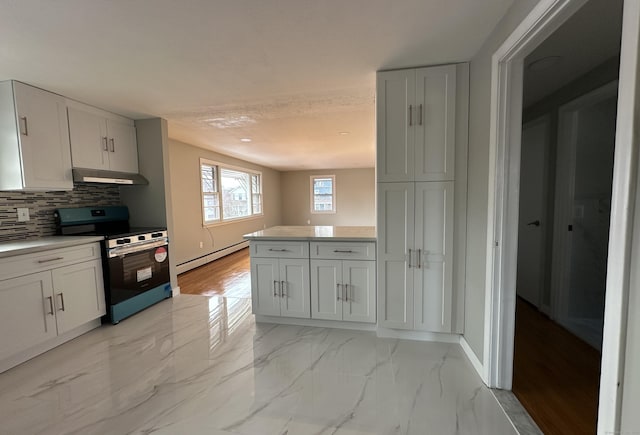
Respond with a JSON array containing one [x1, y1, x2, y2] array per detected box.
[[0, 80, 73, 191], [250, 241, 310, 319], [0, 242, 106, 373], [376, 64, 457, 183], [377, 181, 454, 332], [310, 242, 376, 323], [67, 101, 139, 174]]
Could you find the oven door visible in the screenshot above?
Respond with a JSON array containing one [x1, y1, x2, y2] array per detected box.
[[107, 241, 170, 305]]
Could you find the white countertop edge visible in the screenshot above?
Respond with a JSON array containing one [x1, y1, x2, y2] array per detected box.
[[243, 225, 377, 242], [0, 236, 105, 258]]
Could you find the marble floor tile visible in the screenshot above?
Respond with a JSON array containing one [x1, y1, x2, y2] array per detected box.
[[0, 295, 518, 435]]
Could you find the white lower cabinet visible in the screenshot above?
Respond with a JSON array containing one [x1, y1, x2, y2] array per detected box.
[[251, 257, 310, 318], [0, 242, 106, 372], [311, 260, 376, 323]]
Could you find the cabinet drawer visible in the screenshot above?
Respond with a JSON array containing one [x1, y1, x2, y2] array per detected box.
[[0, 243, 102, 281], [251, 241, 309, 259], [310, 242, 376, 260]]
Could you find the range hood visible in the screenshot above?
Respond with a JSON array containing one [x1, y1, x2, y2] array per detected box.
[[72, 168, 149, 185]]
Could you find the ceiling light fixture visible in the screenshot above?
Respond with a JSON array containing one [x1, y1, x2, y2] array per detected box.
[[240, 138, 252, 142], [527, 56, 562, 72], [339, 131, 350, 135]]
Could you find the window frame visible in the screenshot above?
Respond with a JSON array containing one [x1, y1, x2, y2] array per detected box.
[[310, 174, 336, 214], [200, 158, 263, 227]]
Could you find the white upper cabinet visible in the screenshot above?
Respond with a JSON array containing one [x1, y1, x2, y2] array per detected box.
[[376, 65, 456, 182], [68, 101, 138, 174], [0, 81, 73, 191]]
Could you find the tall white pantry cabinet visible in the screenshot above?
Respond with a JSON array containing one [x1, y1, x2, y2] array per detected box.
[[376, 63, 469, 334]]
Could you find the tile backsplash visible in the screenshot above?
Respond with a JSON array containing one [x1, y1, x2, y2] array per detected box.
[[0, 183, 121, 242]]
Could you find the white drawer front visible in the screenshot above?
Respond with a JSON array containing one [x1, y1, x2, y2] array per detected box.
[[310, 242, 376, 260], [0, 243, 102, 281], [251, 241, 309, 259]]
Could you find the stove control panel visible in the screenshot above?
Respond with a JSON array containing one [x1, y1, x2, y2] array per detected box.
[[107, 230, 168, 249]]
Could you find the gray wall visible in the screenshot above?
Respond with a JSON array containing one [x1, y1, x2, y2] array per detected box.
[[281, 168, 375, 226], [464, 0, 542, 362], [168, 138, 282, 267]]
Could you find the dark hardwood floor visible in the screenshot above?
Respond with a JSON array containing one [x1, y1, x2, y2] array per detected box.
[[177, 248, 251, 298], [513, 297, 601, 434]]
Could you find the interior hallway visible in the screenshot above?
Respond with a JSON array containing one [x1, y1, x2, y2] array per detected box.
[[512, 297, 601, 434]]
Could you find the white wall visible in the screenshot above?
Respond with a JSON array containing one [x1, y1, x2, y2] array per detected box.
[[168, 139, 282, 267], [280, 168, 375, 226], [464, 0, 542, 361]]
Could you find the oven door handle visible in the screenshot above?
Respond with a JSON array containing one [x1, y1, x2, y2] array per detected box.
[[107, 239, 168, 258]]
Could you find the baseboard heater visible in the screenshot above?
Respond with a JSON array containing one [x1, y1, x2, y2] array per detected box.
[[176, 240, 249, 274]]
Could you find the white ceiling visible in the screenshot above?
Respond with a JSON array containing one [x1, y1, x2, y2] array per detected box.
[[0, 0, 514, 171], [523, 0, 622, 107]]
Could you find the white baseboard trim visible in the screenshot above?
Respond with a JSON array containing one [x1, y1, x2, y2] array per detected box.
[[255, 315, 377, 332], [460, 336, 485, 379], [176, 241, 249, 275], [376, 327, 461, 343]]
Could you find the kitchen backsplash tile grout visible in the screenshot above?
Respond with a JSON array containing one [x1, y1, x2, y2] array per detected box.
[[0, 183, 121, 242]]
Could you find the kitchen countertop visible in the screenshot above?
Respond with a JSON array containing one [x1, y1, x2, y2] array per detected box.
[[0, 236, 105, 259], [243, 226, 376, 242]]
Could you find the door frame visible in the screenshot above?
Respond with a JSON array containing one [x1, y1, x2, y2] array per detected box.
[[484, 0, 639, 433]]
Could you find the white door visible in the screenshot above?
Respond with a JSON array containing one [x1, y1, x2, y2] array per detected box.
[[52, 260, 106, 334], [376, 70, 415, 182], [107, 118, 138, 173], [13, 82, 72, 190], [516, 116, 550, 308], [414, 65, 456, 182], [377, 182, 415, 329], [342, 260, 376, 323], [0, 271, 57, 360], [310, 259, 342, 321], [414, 181, 454, 332], [250, 258, 280, 316], [68, 106, 109, 170], [279, 258, 310, 319]]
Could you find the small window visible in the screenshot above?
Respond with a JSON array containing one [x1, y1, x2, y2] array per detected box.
[[200, 158, 262, 225], [310, 175, 336, 214]]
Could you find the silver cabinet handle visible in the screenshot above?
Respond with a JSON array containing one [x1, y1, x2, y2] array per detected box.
[[408, 105, 413, 126], [19, 116, 29, 136], [37, 257, 64, 264], [57, 293, 65, 311], [337, 283, 341, 300], [333, 250, 355, 253], [268, 248, 289, 252], [280, 281, 286, 298], [344, 284, 349, 302], [417, 249, 422, 269], [408, 249, 413, 269], [109, 138, 115, 152], [102, 137, 109, 151], [273, 280, 279, 297], [419, 104, 423, 126], [46, 296, 54, 315]]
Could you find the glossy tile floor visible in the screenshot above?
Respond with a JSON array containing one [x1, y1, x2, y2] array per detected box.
[[0, 295, 518, 435]]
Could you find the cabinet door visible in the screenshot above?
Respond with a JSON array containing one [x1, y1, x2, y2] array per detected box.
[[414, 65, 456, 182], [311, 259, 342, 321], [377, 183, 415, 329], [13, 82, 72, 190], [342, 261, 376, 323], [250, 258, 281, 316], [279, 258, 310, 319], [107, 118, 138, 173], [414, 182, 454, 332], [52, 259, 106, 334], [0, 272, 57, 361], [68, 106, 109, 170], [376, 70, 415, 182]]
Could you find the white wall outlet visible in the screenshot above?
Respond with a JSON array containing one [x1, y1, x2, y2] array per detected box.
[[199, 241, 204, 248], [17, 208, 30, 222], [307, 219, 311, 225]]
